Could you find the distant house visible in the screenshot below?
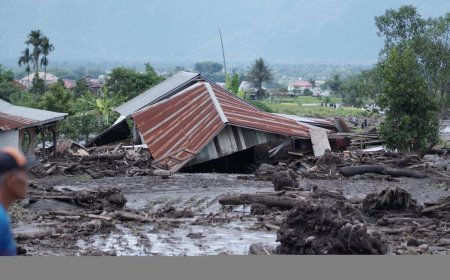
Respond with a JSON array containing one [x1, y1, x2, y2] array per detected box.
[[19, 72, 59, 89], [288, 81, 313, 92], [239, 81, 257, 93], [79, 75, 104, 94], [12, 80, 27, 91], [238, 81, 271, 99], [0, 99, 67, 158], [62, 79, 76, 90]]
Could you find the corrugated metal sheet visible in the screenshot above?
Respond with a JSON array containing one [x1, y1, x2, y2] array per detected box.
[[132, 82, 312, 172], [188, 125, 280, 166], [85, 118, 131, 147], [212, 85, 310, 138], [115, 71, 204, 117], [0, 99, 67, 126], [0, 112, 37, 131], [132, 83, 225, 171]]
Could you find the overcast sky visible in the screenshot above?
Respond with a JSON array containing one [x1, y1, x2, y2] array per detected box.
[[0, 0, 449, 66]]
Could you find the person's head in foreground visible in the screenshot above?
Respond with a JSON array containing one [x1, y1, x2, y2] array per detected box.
[[0, 147, 33, 256]]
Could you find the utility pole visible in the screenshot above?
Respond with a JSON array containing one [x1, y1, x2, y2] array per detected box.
[[219, 28, 227, 79]]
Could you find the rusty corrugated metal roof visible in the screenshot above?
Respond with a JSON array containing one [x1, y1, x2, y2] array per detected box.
[[132, 82, 311, 172], [0, 98, 67, 128], [0, 112, 38, 131], [115, 71, 204, 117], [132, 83, 226, 171]]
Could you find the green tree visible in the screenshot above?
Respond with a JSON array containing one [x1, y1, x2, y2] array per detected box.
[[0, 66, 22, 101], [246, 57, 274, 99], [9, 90, 36, 108], [40, 36, 55, 91], [378, 46, 439, 153], [73, 79, 89, 97], [107, 64, 163, 101], [225, 73, 240, 94], [80, 85, 122, 127], [38, 83, 74, 114], [376, 6, 450, 103], [30, 76, 46, 95], [248, 100, 274, 113], [375, 5, 425, 51], [194, 61, 223, 74], [303, 88, 313, 96], [25, 30, 44, 73], [327, 74, 342, 96], [18, 48, 33, 88], [340, 69, 382, 107]]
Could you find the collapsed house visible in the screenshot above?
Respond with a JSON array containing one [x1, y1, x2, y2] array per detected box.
[[87, 71, 207, 147], [0, 99, 67, 158], [87, 71, 342, 173]]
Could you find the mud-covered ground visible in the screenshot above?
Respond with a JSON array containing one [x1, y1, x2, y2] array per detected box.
[[12, 169, 450, 256]]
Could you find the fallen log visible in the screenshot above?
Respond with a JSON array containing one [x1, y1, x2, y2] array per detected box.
[[421, 202, 450, 213], [377, 217, 435, 226], [111, 210, 150, 222], [84, 169, 103, 179], [15, 228, 64, 241], [385, 168, 427, 179], [340, 164, 385, 176], [339, 164, 426, 178], [85, 214, 113, 221], [219, 194, 299, 209]]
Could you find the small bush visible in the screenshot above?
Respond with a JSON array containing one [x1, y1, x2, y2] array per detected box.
[[249, 100, 275, 113]]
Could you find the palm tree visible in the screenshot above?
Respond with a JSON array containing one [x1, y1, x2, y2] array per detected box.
[[246, 57, 273, 99], [40, 36, 54, 91], [25, 30, 44, 73], [18, 48, 33, 89]]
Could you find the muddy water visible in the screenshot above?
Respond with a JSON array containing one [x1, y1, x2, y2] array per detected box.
[[77, 221, 277, 256], [30, 172, 450, 256], [46, 173, 278, 256]]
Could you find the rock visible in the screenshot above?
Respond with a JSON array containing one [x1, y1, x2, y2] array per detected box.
[[407, 239, 420, 247], [418, 244, 429, 252], [107, 193, 127, 207], [251, 203, 270, 215], [248, 243, 275, 255]]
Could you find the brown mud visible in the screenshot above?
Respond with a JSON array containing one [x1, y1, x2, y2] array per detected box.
[[10, 166, 450, 255]]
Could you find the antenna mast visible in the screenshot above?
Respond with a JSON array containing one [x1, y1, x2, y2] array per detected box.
[[219, 28, 227, 78]]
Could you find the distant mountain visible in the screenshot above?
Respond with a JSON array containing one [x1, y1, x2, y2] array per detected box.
[[0, 0, 448, 66]]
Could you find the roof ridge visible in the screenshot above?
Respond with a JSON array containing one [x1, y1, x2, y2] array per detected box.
[[204, 82, 228, 124]]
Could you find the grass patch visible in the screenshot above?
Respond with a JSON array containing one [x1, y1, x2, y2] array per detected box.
[[263, 102, 368, 118]]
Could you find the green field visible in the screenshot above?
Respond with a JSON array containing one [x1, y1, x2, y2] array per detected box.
[[270, 96, 342, 105], [263, 101, 368, 118]]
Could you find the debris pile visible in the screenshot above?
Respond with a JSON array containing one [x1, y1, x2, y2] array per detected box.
[[26, 183, 127, 212], [30, 142, 168, 179], [363, 187, 420, 216], [276, 199, 387, 255]]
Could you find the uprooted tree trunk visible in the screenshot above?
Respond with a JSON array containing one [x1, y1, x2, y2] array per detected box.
[[339, 164, 426, 179], [363, 187, 420, 216]]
